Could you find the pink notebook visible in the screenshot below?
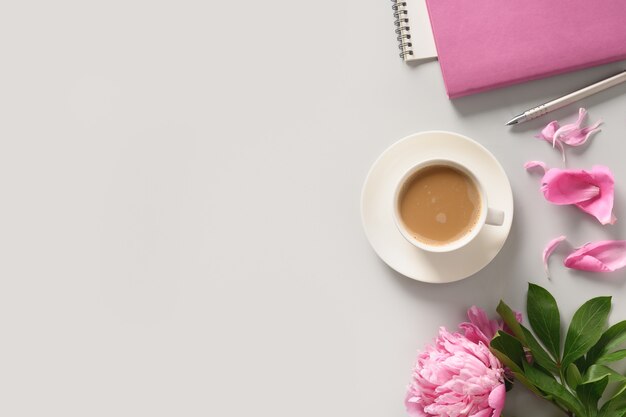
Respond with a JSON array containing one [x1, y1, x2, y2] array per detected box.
[[423, 0, 626, 98]]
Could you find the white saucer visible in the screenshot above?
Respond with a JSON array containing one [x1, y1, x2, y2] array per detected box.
[[361, 131, 514, 283]]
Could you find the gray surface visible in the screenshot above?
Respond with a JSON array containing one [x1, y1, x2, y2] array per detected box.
[[1, 1, 626, 416]]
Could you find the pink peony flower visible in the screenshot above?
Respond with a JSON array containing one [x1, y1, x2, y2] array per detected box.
[[405, 327, 505, 417]]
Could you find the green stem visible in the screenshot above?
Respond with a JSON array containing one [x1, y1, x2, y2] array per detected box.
[[559, 367, 576, 395]]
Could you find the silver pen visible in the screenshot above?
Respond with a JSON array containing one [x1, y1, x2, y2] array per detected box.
[[506, 70, 626, 125]]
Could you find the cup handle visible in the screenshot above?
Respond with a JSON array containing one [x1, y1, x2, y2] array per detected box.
[[486, 208, 504, 226]]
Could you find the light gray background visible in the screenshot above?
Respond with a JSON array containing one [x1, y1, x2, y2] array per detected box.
[[1, 1, 626, 416]]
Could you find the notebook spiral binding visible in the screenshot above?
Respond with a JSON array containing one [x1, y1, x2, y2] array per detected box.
[[391, 0, 413, 59]]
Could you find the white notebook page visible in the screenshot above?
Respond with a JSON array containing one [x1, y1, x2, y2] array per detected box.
[[404, 0, 437, 62]]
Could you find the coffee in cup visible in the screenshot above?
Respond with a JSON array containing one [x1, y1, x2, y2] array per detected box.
[[393, 159, 504, 252]]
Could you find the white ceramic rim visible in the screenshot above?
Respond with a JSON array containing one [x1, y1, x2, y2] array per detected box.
[[360, 130, 514, 283]]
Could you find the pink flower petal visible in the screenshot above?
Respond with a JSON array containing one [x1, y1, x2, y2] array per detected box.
[[488, 383, 506, 417], [554, 108, 603, 147], [524, 160, 548, 173], [535, 121, 559, 145], [461, 306, 522, 349], [467, 306, 500, 339], [535, 109, 601, 161], [469, 410, 492, 417], [558, 121, 602, 146], [564, 240, 626, 272], [575, 166, 616, 225], [527, 164, 616, 224], [543, 236, 567, 278], [461, 306, 501, 345], [541, 168, 600, 205], [553, 107, 586, 140]]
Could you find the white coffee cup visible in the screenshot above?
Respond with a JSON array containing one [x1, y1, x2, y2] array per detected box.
[[392, 159, 504, 253]]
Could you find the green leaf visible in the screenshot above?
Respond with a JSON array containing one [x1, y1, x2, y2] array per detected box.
[[527, 283, 562, 361], [521, 325, 558, 373], [563, 296, 611, 369], [491, 331, 525, 368], [585, 364, 626, 383], [587, 320, 626, 369], [534, 362, 558, 380], [510, 370, 547, 398], [600, 321, 626, 352], [577, 375, 609, 417], [523, 363, 586, 417], [598, 349, 626, 365], [489, 338, 546, 399], [496, 300, 526, 344], [566, 363, 583, 389], [490, 346, 522, 375], [575, 356, 588, 374], [599, 385, 626, 417]]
